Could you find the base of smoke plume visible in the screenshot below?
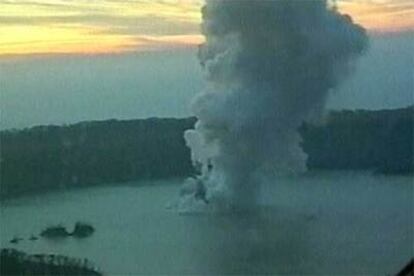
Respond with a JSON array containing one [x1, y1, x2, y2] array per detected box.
[[174, 174, 294, 214], [173, 176, 250, 214]]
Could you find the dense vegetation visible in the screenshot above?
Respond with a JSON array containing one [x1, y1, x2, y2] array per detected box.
[[1, 118, 195, 197], [0, 248, 101, 275], [301, 106, 413, 174], [1, 107, 412, 198]]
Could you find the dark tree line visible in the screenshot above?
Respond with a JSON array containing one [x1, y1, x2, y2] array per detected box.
[[1, 107, 413, 198], [300, 106, 413, 174], [1, 117, 196, 197], [1, 248, 101, 275]]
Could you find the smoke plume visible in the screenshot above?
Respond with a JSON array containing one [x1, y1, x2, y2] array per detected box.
[[184, 0, 368, 209]]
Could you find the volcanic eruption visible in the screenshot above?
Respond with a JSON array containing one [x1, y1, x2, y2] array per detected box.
[[182, 0, 368, 210]]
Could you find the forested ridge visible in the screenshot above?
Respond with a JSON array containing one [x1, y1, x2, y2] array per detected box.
[[300, 106, 413, 174], [1, 107, 412, 198], [1, 118, 196, 197]]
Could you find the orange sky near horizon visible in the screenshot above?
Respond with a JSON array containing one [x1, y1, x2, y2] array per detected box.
[[0, 0, 413, 57]]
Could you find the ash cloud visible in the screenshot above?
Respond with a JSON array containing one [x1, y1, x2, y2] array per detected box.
[[183, 0, 368, 210]]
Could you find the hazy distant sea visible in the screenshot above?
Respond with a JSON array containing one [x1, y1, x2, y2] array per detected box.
[[1, 31, 413, 130]]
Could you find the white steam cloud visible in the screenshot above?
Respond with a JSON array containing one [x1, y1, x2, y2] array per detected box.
[[183, 0, 368, 210]]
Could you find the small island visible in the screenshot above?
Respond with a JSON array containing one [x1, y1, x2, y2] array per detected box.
[[40, 222, 95, 239], [40, 225, 70, 238], [72, 222, 95, 238]]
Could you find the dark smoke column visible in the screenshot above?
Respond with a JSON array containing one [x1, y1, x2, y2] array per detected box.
[[184, 0, 368, 209]]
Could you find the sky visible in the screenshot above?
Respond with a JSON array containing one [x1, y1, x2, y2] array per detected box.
[[0, 0, 413, 56], [0, 0, 413, 129]]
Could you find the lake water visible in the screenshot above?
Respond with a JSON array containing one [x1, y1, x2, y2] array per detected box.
[[1, 171, 413, 275]]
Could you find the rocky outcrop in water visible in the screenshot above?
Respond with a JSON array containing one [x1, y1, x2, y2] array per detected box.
[[72, 222, 95, 238], [40, 225, 71, 238], [40, 222, 94, 239]]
